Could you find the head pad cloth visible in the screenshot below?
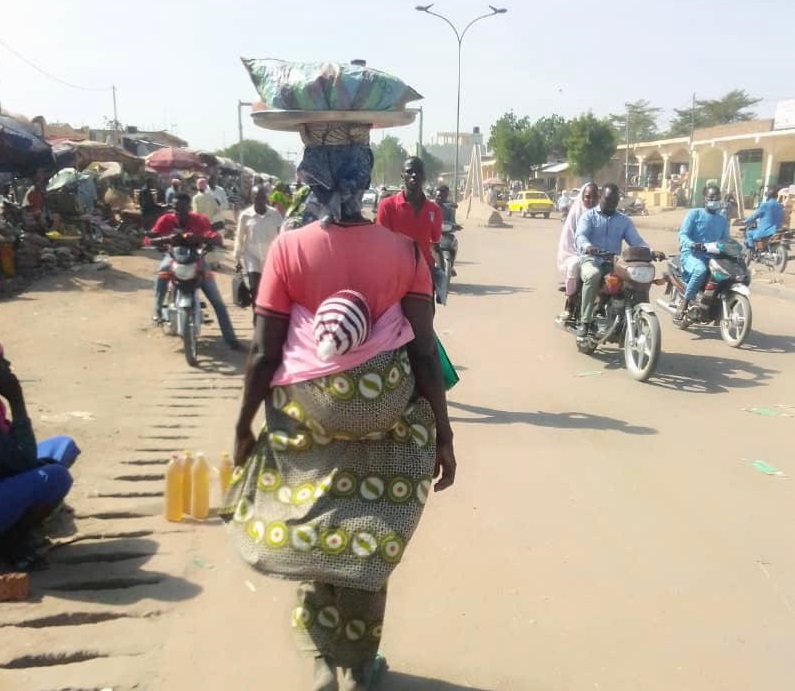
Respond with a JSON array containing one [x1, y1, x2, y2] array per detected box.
[[313, 290, 372, 361]]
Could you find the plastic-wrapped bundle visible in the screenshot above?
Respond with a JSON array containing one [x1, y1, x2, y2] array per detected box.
[[242, 59, 422, 112]]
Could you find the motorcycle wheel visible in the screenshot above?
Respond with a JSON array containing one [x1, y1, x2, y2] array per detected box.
[[624, 310, 661, 382], [182, 306, 199, 367], [442, 250, 452, 287], [719, 293, 752, 348], [774, 245, 788, 273]]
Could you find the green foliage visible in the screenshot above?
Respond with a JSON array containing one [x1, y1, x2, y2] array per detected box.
[[372, 136, 409, 186], [609, 100, 661, 143], [668, 90, 761, 136], [488, 111, 547, 182], [419, 146, 445, 185], [564, 114, 617, 179], [533, 114, 570, 159], [216, 140, 295, 180]]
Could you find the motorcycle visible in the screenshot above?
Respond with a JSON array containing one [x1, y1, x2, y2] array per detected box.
[[738, 222, 790, 274], [152, 232, 214, 367], [558, 247, 665, 382], [619, 196, 648, 217], [657, 240, 752, 348]]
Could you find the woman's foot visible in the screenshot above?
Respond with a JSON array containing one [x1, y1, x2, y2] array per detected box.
[[340, 655, 386, 690], [313, 655, 338, 691]]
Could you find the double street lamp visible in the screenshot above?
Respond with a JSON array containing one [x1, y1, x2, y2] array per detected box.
[[415, 3, 507, 201]]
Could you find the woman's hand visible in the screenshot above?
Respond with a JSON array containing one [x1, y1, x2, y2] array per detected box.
[[434, 437, 456, 492], [234, 425, 256, 466]]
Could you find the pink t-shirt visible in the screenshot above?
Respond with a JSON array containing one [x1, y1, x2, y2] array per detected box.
[[255, 221, 432, 321]]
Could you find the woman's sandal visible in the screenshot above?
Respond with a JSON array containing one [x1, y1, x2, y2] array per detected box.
[[313, 655, 338, 691], [340, 654, 388, 690]]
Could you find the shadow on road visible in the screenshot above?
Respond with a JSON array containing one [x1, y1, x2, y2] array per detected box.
[[449, 282, 531, 297], [382, 672, 493, 690], [40, 266, 154, 293], [681, 325, 795, 354], [741, 330, 795, 354], [447, 401, 657, 435], [648, 352, 777, 394], [33, 537, 202, 606]]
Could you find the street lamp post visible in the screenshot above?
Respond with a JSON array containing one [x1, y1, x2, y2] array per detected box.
[[415, 4, 507, 202]]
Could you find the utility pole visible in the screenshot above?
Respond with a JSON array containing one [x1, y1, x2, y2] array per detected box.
[[624, 104, 630, 188], [112, 85, 119, 145], [416, 106, 424, 158], [238, 100, 252, 167], [690, 92, 696, 140]]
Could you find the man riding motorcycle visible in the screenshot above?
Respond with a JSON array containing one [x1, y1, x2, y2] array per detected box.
[[675, 184, 730, 320], [742, 185, 784, 248], [574, 183, 661, 337], [148, 193, 241, 350]]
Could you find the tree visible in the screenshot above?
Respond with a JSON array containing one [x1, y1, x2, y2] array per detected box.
[[419, 146, 445, 185], [668, 90, 761, 136], [216, 140, 295, 180], [372, 136, 409, 187], [532, 114, 570, 159], [564, 113, 617, 179], [488, 111, 547, 182], [609, 100, 661, 144]]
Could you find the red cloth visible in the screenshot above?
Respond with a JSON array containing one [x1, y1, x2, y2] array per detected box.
[[147, 212, 220, 244], [376, 192, 442, 268], [255, 221, 432, 321]]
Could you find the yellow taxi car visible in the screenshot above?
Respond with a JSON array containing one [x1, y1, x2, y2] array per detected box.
[[507, 190, 555, 218]]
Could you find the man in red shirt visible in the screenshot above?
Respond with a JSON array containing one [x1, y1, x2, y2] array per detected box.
[[149, 194, 240, 349], [376, 157, 442, 270]]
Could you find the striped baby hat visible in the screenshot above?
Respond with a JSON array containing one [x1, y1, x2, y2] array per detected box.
[[313, 290, 373, 361]]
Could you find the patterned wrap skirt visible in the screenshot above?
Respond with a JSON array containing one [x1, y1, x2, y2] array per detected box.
[[220, 348, 437, 592]]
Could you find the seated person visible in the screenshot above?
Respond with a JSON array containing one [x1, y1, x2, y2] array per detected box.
[[0, 345, 74, 570]]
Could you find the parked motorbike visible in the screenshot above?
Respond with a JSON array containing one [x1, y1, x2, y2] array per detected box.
[[657, 240, 752, 348], [151, 232, 213, 367], [558, 246, 665, 382], [738, 222, 790, 273], [619, 196, 648, 216]]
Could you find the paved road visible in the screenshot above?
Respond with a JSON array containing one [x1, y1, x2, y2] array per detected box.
[[2, 212, 795, 690]]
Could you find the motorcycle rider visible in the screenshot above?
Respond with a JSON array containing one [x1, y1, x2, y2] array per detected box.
[[742, 185, 784, 249], [434, 184, 457, 224], [575, 183, 658, 337], [675, 185, 730, 320], [148, 194, 241, 350]]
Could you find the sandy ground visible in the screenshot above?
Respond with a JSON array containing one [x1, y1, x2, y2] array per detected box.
[[1, 204, 795, 690]]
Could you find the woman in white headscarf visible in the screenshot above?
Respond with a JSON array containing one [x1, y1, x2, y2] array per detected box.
[[556, 182, 599, 319]]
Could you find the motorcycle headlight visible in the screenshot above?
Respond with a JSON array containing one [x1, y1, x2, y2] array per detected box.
[[172, 263, 198, 281], [625, 265, 655, 283]]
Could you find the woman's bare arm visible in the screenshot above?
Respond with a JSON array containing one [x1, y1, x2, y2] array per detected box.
[[234, 315, 289, 463], [401, 296, 456, 491]]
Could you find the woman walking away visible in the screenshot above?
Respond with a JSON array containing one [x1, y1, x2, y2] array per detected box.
[[556, 182, 599, 321], [223, 58, 456, 691]]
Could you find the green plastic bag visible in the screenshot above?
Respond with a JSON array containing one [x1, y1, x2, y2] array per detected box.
[[435, 334, 460, 391]]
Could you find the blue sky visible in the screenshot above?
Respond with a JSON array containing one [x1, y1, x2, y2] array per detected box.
[[1, 0, 793, 158]]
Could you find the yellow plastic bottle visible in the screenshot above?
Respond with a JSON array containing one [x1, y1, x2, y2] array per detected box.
[[190, 452, 211, 520], [164, 454, 184, 522], [219, 452, 233, 496], [182, 450, 194, 515]]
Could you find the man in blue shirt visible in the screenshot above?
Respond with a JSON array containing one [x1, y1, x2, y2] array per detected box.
[[675, 185, 730, 320], [743, 186, 784, 248], [575, 183, 651, 337]]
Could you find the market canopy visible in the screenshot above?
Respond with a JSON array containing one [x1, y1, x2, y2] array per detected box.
[[52, 140, 142, 174], [0, 115, 54, 174], [145, 147, 205, 173]]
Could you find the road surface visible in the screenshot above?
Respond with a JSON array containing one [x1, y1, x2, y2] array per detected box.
[[1, 207, 795, 691]]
